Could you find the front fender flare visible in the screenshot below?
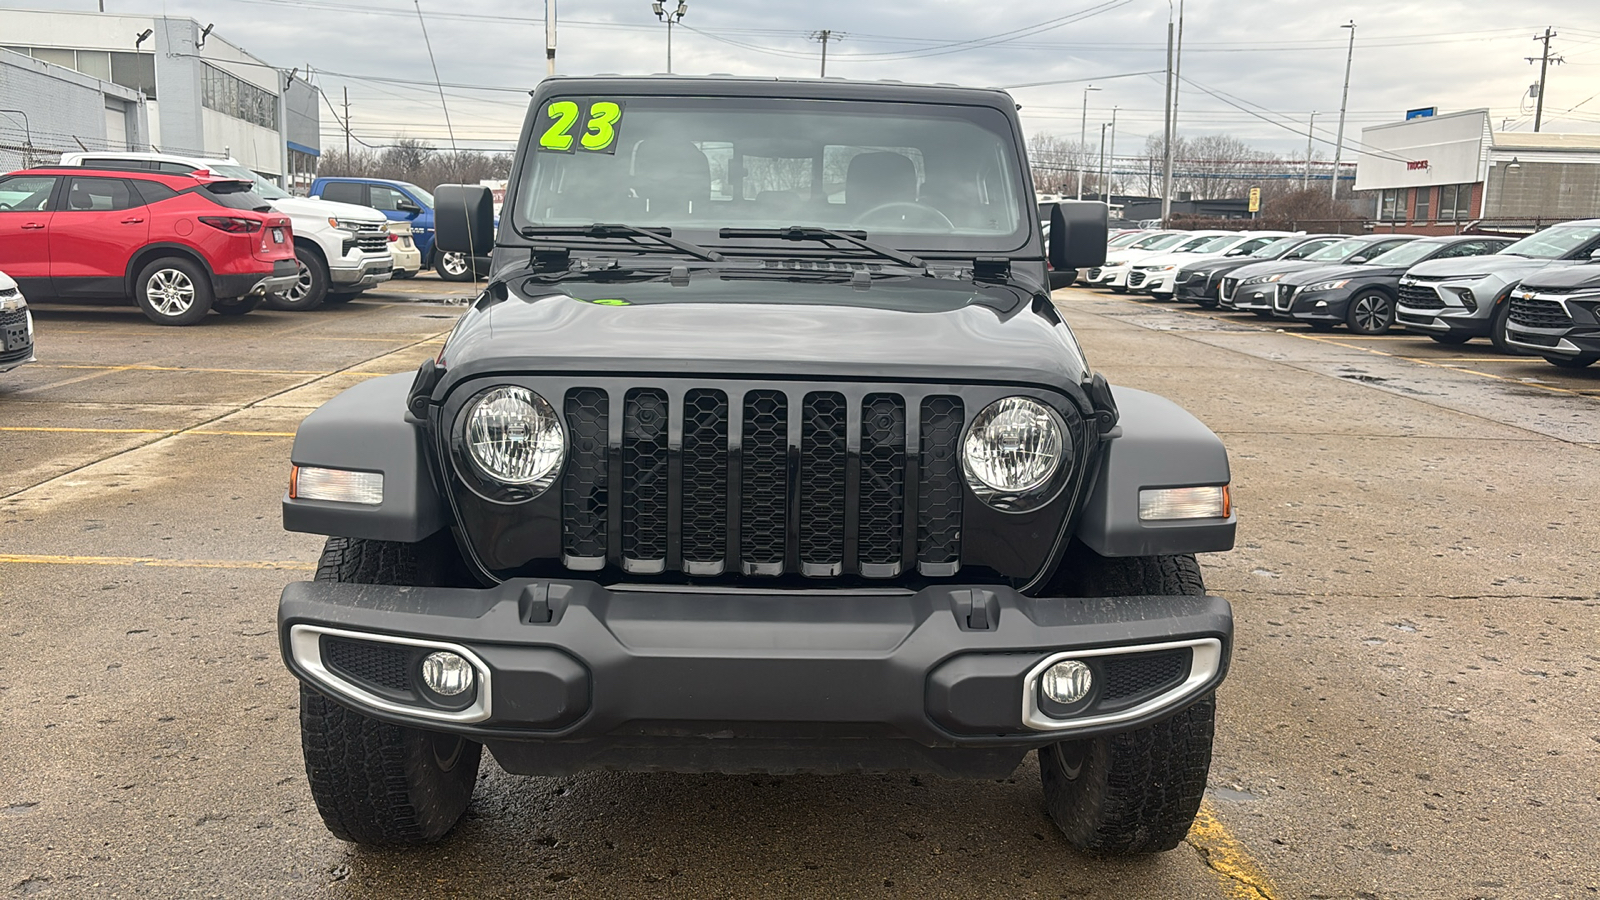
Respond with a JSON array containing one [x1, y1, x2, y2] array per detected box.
[[1073, 386, 1235, 557], [283, 373, 447, 542]]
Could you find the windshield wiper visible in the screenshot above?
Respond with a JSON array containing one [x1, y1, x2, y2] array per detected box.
[[719, 226, 926, 270], [517, 223, 723, 262]]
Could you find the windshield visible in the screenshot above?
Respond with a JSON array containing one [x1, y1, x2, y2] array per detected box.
[[1249, 237, 1301, 258], [1368, 240, 1444, 267], [1172, 235, 1220, 252], [1500, 225, 1600, 260], [210, 164, 289, 200], [1306, 238, 1369, 262], [1192, 235, 1241, 252], [1108, 231, 1145, 248], [1132, 232, 1186, 250], [515, 95, 1028, 249]]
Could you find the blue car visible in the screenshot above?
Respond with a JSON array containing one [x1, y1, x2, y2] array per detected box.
[[309, 177, 491, 281]]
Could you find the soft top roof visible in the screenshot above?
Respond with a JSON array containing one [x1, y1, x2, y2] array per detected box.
[[534, 75, 1018, 109]]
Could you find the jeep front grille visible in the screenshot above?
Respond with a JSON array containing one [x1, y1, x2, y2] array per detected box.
[[1509, 296, 1573, 329], [557, 386, 967, 579]]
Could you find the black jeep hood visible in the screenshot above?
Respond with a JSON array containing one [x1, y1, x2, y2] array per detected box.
[[436, 274, 1090, 396]]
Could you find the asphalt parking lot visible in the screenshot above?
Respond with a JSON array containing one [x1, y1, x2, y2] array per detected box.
[[2, 278, 1597, 899]]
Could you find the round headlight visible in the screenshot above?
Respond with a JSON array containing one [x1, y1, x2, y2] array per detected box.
[[463, 386, 564, 492], [962, 397, 1070, 511]]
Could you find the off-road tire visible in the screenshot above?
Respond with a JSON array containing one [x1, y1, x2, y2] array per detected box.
[[299, 535, 481, 845], [1037, 545, 1215, 855], [267, 244, 328, 311]]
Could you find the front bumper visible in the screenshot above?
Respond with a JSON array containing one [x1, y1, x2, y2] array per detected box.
[[1504, 297, 1600, 358], [1280, 288, 1349, 322], [280, 579, 1232, 777], [1224, 283, 1277, 311], [329, 252, 396, 288]]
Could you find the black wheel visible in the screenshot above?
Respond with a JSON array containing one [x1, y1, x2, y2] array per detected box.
[[267, 244, 328, 311], [435, 251, 481, 282], [1428, 333, 1472, 346], [1037, 547, 1215, 855], [135, 257, 213, 326], [211, 296, 262, 317], [299, 535, 481, 845], [1543, 354, 1599, 369], [1488, 300, 1517, 355], [321, 292, 359, 305], [1345, 290, 1394, 335]]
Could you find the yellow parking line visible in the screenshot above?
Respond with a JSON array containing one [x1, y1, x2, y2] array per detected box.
[[1187, 802, 1281, 900], [0, 426, 294, 437], [0, 553, 314, 571], [35, 364, 390, 377]]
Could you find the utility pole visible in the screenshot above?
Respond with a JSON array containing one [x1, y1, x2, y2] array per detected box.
[[1303, 111, 1316, 190], [1077, 84, 1100, 200], [1160, 6, 1174, 225], [1097, 122, 1107, 203], [1526, 27, 1563, 132], [342, 86, 351, 173], [652, 1, 687, 74], [1331, 20, 1355, 203], [1107, 105, 1118, 200], [545, 0, 557, 77], [808, 30, 840, 77]]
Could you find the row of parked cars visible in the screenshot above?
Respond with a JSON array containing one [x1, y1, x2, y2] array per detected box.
[[1079, 220, 1600, 370], [0, 152, 491, 336]]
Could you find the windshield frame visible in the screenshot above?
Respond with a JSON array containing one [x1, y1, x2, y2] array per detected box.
[[506, 91, 1037, 256]]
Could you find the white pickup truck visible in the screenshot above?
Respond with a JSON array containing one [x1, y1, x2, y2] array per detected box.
[[58, 152, 393, 311]]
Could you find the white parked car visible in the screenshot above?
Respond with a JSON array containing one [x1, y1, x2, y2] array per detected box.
[[1084, 231, 1190, 290], [58, 152, 394, 310], [1, 270, 35, 373], [1130, 232, 1294, 298], [386, 221, 423, 279]]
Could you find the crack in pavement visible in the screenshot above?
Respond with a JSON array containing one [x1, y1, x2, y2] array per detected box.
[[1185, 804, 1280, 900]]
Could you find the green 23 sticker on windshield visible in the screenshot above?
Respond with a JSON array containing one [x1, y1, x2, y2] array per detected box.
[[536, 99, 624, 154]]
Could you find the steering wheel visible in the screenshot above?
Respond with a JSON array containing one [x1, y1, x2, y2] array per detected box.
[[851, 201, 956, 232]]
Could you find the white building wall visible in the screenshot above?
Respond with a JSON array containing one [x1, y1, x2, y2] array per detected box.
[[202, 109, 281, 173], [1353, 110, 1491, 192], [0, 47, 149, 169]]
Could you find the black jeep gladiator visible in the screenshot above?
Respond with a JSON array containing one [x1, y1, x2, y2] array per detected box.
[[278, 76, 1237, 855]]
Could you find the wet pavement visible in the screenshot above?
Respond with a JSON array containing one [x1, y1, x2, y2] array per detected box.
[[1, 280, 1596, 898]]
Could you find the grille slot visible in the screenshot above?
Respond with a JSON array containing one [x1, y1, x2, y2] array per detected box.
[[1127, 271, 1148, 288], [858, 393, 907, 575], [324, 637, 411, 693], [740, 390, 789, 575], [1101, 649, 1189, 703], [682, 389, 729, 573], [1219, 277, 1238, 300], [1509, 297, 1573, 329], [1398, 282, 1445, 310], [917, 397, 963, 575], [799, 392, 847, 574], [562, 389, 609, 568], [621, 388, 669, 572]]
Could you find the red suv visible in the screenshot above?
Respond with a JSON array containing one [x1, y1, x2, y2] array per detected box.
[[0, 167, 297, 325]]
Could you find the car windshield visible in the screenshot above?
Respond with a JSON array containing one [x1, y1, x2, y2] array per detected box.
[[515, 95, 1029, 250], [1172, 235, 1219, 252], [1500, 225, 1600, 259], [1192, 235, 1240, 252], [1367, 240, 1444, 267], [1108, 231, 1145, 248], [209, 164, 290, 200], [1132, 233, 1186, 250], [1249, 237, 1301, 258], [1305, 238, 1369, 262]]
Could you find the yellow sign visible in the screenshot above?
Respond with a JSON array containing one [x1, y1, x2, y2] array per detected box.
[[1248, 187, 1261, 213]]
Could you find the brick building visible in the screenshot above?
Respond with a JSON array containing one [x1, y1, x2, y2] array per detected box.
[[1353, 109, 1600, 234]]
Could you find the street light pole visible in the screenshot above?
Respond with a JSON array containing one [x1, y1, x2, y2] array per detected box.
[[1303, 110, 1316, 190], [1160, 8, 1174, 225], [1077, 85, 1100, 200], [545, 0, 557, 77], [1097, 122, 1108, 203], [652, 1, 687, 74], [1331, 20, 1355, 203], [1107, 105, 1118, 200]]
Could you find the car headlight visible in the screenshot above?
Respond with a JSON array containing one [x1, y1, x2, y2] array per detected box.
[[1304, 279, 1351, 292], [962, 397, 1071, 512], [1158, 265, 1176, 271], [1105, 259, 1126, 267], [457, 386, 564, 498], [327, 217, 378, 231]]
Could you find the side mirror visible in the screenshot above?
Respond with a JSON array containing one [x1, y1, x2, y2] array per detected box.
[[1049, 201, 1108, 271], [396, 199, 423, 215], [434, 184, 494, 256], [1589, 247, 1600, 260]]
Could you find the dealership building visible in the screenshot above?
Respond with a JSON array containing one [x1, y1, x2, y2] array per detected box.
[[0, 8, 320, 187], [1354, 109, 1600, 234]]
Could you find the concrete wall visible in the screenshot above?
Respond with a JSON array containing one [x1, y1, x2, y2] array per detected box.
[[0, 47, 149, 170], [1484, 159, 1600, 221]]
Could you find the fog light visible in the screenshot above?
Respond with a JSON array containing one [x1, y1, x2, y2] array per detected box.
[[421, 651, 474, 696], [1041, 660, 1093, 705]]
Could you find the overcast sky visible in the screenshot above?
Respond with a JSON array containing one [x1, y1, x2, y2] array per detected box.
[[8, 0, 1600, 158]]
